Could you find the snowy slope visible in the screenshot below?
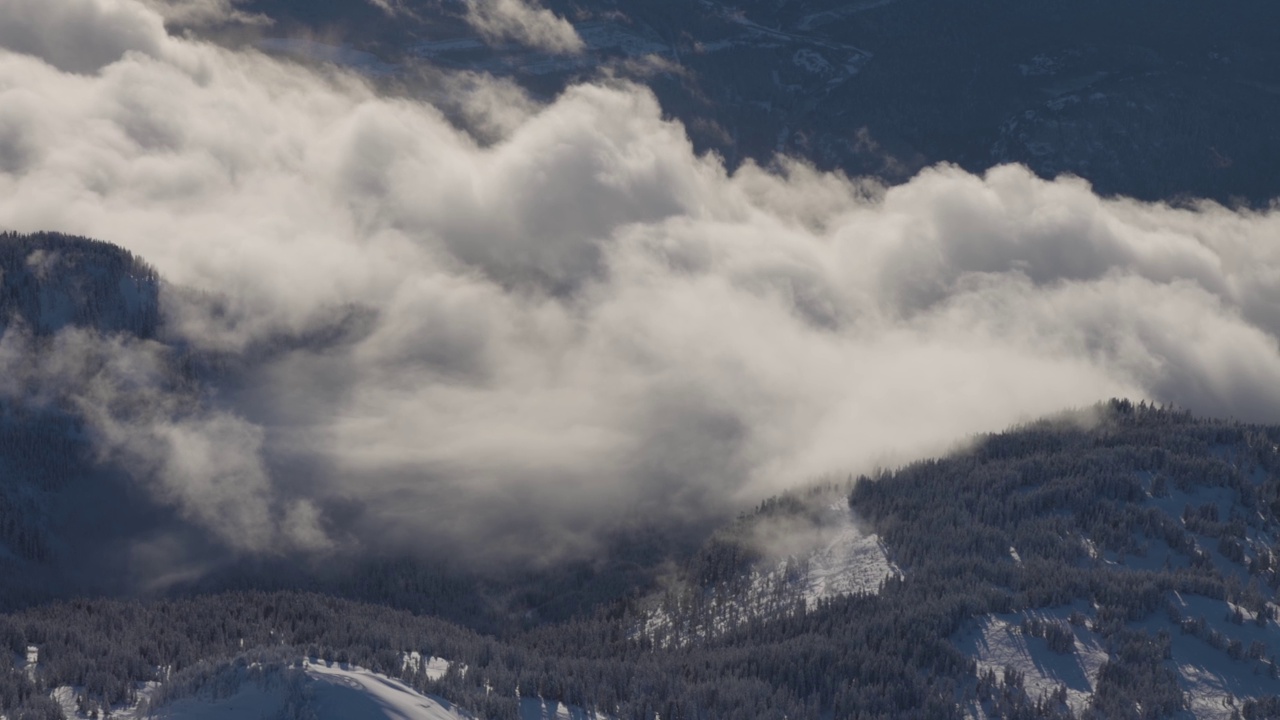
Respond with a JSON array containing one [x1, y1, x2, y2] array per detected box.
[[799, 504, 896, 606], [305, 662, 467, 720], [954, 607, 1107, 716], [642, 497, 896, 645], [52, 684, 159, 720], [956, 595, 1280, 720], [72, 660, 611, 720], [149, 661, 467, 720], [1143, 593, 1280, 720]]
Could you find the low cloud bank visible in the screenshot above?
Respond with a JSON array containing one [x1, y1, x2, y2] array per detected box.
[[1, 0, 1279, 567]]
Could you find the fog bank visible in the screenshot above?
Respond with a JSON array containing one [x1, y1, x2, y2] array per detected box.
[[1, 0, 1279, 566]]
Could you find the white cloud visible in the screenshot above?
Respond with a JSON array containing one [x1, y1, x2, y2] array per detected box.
[[1, 0, 1279, 566], [463, 0, 585, 55], [139, 0, 270, 27], [363, 0, 403, 16], [0, 0, 166, 74], [0, 326, 326, 554]]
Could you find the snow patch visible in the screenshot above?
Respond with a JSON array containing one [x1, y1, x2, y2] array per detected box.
[[519, 697, 608, 719], [147, 661, 467, 720], [52, 682, 159, 720], [955, 608, 1106, 716], [800, 517, 896, 605], [402, 651, 455, 681], [1138, 593, 1280, 720], [305, 661, 467, 720]]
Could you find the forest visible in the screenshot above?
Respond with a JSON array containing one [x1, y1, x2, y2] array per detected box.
[[4, 399, 1280, 718]]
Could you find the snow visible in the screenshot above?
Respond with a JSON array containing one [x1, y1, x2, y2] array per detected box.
[[745, 502, 897, 619], [425, 657, 452, 681], [800, 512, 896, 606], [640, 499, 897, 646], [52, 682, 160, 720], [956, 589, 1280, 718], [106, 659, 606, 720], [306, 661, 467, 720], [1136, 593, 1280, 720], [955, 607, 1107, 715], [152, 681, 289, 720], [402, 652, 454, 681], [144, 661, 468, 720], [1139, 474, 1276, 585], [519, 698, 608, 720]]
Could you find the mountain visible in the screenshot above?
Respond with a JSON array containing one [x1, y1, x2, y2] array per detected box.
[[5, 2, 1280, 717], [0, 232, 159, 339], [8, 387, 1280, 717], [0, 233, 175, 606], [235, 0, 1280, 205], [0, 232, 679, 628], [3, 233, 1280, 717]]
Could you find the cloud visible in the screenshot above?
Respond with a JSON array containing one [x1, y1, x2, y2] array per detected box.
[[0, 325, 326, 554], [138, 0, 270, 27], [363, 0, 403, 16], [463, 0, 585, 55], [0, 0, 166, 74], [1, 0, 1280, 568]]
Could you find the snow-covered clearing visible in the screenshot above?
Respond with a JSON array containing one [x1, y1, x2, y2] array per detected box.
[[956, 590, 1280, 719], [73, 659, 611, 720], [142, 661, 467, 720], [402, 651, 455, 681], [52, 682, 160, 720], [642, 500, 896, 646], [955, 607, 1106, 716], [1139, 593, 1280, 720], [799, 511, 896, 606], [306, 662, 467, 720]]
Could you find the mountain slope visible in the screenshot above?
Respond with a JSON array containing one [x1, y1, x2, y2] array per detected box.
[[8, 352, 1280, 718], [0, 232, 174, 606], [236, 0, 1280, 204]]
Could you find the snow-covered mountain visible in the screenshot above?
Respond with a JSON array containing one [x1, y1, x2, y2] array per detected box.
[[239, 0, 1280, 205], [0, 232, 159, 339], [622, 401, 1280, 717], [4, 0, 1280, 711], [7, 387, 1280, 717]]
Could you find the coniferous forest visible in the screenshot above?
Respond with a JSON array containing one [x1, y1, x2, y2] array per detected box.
[[2, 0, 1280, 710], [5, 317, 1280, 720]]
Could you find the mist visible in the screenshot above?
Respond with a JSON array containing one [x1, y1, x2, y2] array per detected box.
[[1, 0, 1280, 570]]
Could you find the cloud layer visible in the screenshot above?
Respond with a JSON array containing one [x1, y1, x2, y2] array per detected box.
[[1, 0, 1279, 567]]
